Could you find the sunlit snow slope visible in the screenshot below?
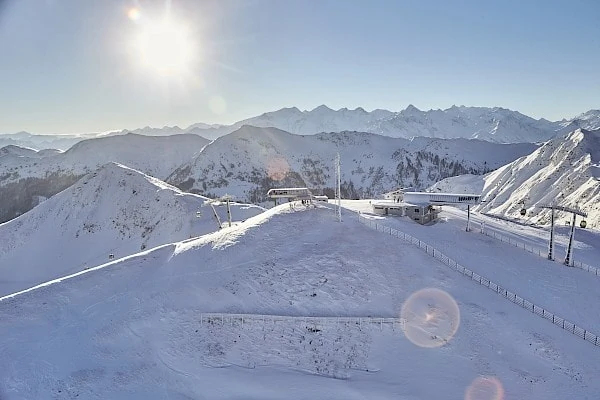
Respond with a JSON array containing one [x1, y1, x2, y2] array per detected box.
[[168, 125, 536, 203], [0, 133, 210, 222], [1, 204, 599, 399], [431, 128, 600, 229], [0, 162, 263, 296]]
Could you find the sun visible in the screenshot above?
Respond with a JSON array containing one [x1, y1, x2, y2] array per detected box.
[[130, 14, 197, 79]]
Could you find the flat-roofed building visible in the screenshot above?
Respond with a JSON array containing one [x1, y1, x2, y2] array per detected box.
[[372, 191, 481, 225]]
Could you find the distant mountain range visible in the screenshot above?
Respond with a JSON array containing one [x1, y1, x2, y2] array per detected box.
[[2, 105, 599, 149]]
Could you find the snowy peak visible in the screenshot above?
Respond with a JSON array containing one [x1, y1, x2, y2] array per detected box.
[[167, 126, 537, 203], [0, 162, 264, 296], [468, 127, 600, 228], [402, 104, 422, 114], [563, 110, 600, 131], [309, 104, 334, 113], [0, 133, 211, 223], [4, 107, 600, 147]]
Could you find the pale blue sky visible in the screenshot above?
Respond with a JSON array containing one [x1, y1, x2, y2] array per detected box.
[[0, 0, 598, 134]]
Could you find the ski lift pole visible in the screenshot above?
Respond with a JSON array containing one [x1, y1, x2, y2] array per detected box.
[[548, 206, 555, 260], [466, 205, 471, 232], [226, 198, 232, 227], [209, 202, 222, 229], [564, 212, 577, 266], [336, 152, 341, 222]]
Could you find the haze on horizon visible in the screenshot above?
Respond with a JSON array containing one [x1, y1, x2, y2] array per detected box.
[[0, 0, 598, 134]]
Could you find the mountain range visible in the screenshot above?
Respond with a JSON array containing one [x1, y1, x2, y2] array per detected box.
[[166, 126, 537, 203], [0, 133, 209, 222], [3, 105, 600, 149]]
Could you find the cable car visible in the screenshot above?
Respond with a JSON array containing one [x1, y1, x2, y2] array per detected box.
[[580, 219, 587, 228], [108, 253, 115, 260], [520, 207, 526, 216], [196, 211, 202, 218]]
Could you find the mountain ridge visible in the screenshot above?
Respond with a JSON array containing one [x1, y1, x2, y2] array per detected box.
[[0, 162, 264, 296], [4, 106, 600, 148], [431, 128, 600, 229]]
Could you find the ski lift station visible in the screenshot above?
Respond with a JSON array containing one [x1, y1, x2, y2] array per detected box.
[[373, 190, 482, 225], [267, 188, 328, 203]]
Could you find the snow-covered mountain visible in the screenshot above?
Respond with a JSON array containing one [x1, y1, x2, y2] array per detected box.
[[557, 109, 600, 132], [5, 107, 599, 147], [0, 133, 210, 223], [0, 162, 264, 296], [430, 128, 600, 229], [0, 131, 115, 151], [122, 105, 568, 143], [167, 125, 537, 203], [117, 105, 600, 143]]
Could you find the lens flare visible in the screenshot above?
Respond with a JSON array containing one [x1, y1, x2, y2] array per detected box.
[[465, 376, 504, 400], [209, 96, 227, 115], [400, 288, 460, 348], [127, 7, 140, 21], [267, 157, 290, 181]]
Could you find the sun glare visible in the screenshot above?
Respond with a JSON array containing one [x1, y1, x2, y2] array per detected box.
[[130, 13, 197, 79]]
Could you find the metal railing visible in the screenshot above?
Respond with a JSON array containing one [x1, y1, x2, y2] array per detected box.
[[358, 214, 600, 347]]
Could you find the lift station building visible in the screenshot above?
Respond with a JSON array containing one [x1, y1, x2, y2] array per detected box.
[[372, 191, 482, 225]]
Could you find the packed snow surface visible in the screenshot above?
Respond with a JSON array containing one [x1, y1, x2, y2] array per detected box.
[[1, 202, 599, 399]]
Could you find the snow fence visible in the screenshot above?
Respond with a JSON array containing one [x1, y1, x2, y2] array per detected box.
[[358, 214, 600, 348]]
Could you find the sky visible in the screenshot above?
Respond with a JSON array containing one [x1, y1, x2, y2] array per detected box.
[[0, 0, 599, 134]]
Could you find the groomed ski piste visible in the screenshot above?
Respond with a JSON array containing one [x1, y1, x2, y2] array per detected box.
[[1, 201, 599, 399]]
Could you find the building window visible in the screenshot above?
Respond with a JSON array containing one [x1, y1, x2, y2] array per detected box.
[[415, 208, 419, 212]]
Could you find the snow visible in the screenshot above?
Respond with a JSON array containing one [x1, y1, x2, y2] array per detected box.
[[152, 106, 598, 143], [0, 133, 212, 222], [429, 128, 600, 229], [1, 202, 599, 398], [0, 132, 209, 184], [341, 200, 600, 333], [0, 162, 264, 297], [167, 125, 536, 202], [5, 108, 600, 148]]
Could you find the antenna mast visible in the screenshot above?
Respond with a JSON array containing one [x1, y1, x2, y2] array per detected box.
[[336, 153, 342, 222]]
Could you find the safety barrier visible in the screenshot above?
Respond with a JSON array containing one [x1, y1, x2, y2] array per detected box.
[[199, 313, 406, 331], [358, 214, 600, 347], [480, 226, 599, 277]]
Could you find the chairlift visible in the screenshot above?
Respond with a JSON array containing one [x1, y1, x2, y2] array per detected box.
[[580, 219, 587, 229]]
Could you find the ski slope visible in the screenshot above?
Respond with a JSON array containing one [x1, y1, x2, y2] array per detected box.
[[1, 203, 599, 399], [341, 201, 600, 333]]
